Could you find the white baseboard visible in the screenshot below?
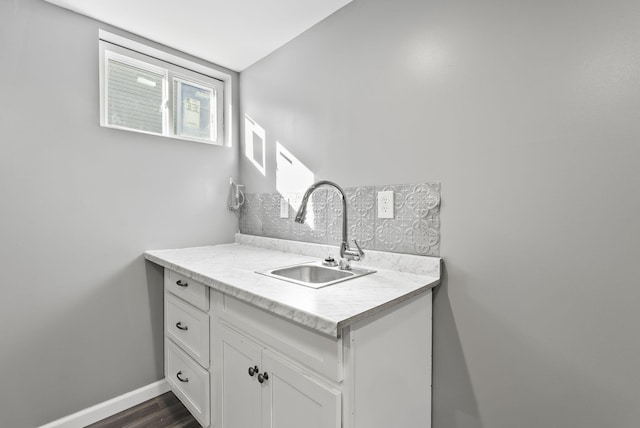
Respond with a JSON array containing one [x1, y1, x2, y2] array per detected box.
[[39, 379, 170, 428]]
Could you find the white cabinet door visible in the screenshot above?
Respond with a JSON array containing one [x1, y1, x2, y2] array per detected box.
[[262, 350, 341, 428], [219, 326, 262, 428]]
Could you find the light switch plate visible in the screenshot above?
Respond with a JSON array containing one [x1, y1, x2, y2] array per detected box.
[[280, 197, 289, 218], [377, 191, 394, 218]]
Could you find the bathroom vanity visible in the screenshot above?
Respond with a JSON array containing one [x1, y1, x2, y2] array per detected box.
[[145, 234, 441, 428]]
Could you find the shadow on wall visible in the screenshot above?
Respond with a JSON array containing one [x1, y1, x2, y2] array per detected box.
[[145, 260, 165, 376], [432, 262, 636, 428], [432, 264, 481, 427]]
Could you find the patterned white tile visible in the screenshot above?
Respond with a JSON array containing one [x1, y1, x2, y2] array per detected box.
[[262, 193, 291, 239], [373, 184, 440, 256], [375, 219, 404, 252], [404, 218, 440, 256], [239, 182, 441, 256], [239, 193, 263, 235], [326, 187, 345, 246], [346, 186, 375, 249]]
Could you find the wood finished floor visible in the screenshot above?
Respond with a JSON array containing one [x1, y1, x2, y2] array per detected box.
[[87, 391, 201, 428]]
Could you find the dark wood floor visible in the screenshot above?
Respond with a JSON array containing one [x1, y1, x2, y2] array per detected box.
[[87, 391, 201, 428]]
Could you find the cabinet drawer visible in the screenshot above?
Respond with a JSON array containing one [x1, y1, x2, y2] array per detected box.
[[166, 340, 210, 427], [165, 269, 209, 311], [166, 293, 210, 368]]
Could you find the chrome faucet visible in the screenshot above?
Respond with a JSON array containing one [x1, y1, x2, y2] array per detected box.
[[294, 180, 365, 267]]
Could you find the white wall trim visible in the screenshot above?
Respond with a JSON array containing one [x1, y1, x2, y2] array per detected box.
[[38, 379, 170, 428]]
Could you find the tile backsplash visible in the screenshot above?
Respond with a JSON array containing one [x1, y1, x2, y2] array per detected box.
[[239, 183, 441, 256]]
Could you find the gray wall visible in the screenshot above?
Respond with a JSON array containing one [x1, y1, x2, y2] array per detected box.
[[239, 0, 640, 427], [0, 1, 238, 427]]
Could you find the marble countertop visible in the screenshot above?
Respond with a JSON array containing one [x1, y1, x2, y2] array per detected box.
[[145, 234, 441, 338]]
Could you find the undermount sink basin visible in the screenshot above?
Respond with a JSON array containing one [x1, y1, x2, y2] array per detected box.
[[257, 261, 376, 289]]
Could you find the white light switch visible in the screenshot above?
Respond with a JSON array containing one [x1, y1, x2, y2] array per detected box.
[[377, 191, 394, 219], [280, 197, 289, 218]]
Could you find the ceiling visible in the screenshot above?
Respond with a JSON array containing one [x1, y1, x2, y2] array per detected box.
[[43, 0, 352, 71]]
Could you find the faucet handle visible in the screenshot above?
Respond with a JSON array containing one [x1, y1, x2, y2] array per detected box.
[[353, 239, 365, 259]]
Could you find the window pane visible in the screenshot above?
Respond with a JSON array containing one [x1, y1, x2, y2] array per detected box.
[[107, 59, 164, 133], [175, 80, 214, 141]]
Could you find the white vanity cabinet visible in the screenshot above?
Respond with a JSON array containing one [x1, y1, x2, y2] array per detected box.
[[151, 243, 438, 428], [210, 288, 433, 428]]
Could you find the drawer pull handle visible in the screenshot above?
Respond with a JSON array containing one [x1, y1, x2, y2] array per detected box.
[[248, 365, 259, 377], [176, 280, 188, 287], [176, 322, 188, 331], [176, 371, 189, 383], [258, 372, 269, 384]]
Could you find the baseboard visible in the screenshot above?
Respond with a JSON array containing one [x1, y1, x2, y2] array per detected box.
[[39, 379, 171, 428]]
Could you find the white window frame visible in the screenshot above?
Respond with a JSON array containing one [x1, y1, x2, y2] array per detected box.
[[99, 30, 233, 146]]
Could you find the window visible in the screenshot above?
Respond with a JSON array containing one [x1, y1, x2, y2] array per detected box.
[[174, 78, 216, 141], [105, 52, 166, 134], [99, 35, 226, 145]]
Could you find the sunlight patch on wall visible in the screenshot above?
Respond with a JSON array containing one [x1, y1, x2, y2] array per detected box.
[[276, 142, 315, 208], [275, 142, 316, 231], [244, 115, 266, 176]]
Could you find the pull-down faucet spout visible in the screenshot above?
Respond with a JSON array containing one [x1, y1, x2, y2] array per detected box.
[[294, 180, 364, 265]]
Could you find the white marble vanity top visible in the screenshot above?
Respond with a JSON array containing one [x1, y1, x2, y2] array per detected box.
[[145, 234, 441, 338]]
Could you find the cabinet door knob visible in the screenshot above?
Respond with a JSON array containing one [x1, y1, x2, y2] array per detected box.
[[248, 365, 259, 377], [176, 322, 188, 331], [258, 372, 269, 384], [176, 371, 189, 383], [176, 280, 188, 287]]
